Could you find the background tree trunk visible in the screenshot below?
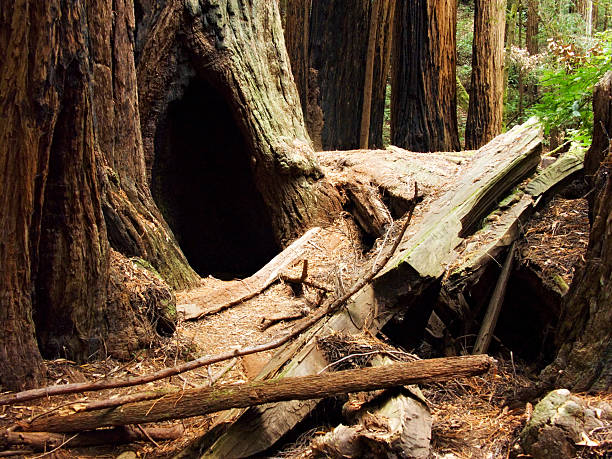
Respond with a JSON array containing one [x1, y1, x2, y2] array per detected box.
[[308, 0, 371, 150], [541, 71, 612, 392], [360, 0, 383, 149], [391, 0, 460, 152], [278, 0, 311, 123], [526, 0, 539, 55], [368, 0, 396, 149], [465, 0, 506, 149]]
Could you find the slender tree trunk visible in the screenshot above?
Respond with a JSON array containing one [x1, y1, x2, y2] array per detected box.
[[526, 0, 539, 55], [369, 0, 396, 149], [360, 0, 383, 149], [391, 0, 460, 152], [465, 0, 506, 149]]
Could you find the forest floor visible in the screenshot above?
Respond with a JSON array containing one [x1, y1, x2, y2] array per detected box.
[[1, 174, 608, 458]]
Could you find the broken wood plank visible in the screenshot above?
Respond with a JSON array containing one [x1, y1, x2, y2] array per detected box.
[[181, 119, 543, 458], [177, 227, 321, 320], [473, 242, 517, 354], [525, 143, 586, 198], [25, 356, 494, 433]]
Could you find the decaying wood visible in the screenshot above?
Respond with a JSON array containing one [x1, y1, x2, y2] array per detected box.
[[312, 355, 432, 458], [345, 181, 393, 238], [177, 227, 322, 320], [317, 147, 460, 217], [446, 143, 586, 292], [473, 242, 517, 355], [25, 356, 493, 433], [525, 144, 586, 198], [1, 425, 183, 451], [184, 120, 542, 458]]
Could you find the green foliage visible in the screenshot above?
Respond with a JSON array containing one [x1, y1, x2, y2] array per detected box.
[[529, 31, 612, 147]]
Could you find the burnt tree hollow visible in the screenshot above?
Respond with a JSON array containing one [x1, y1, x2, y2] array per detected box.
[[152, 77, 280, 280]]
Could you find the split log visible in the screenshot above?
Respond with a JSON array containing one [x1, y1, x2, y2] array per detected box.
[[1, 425, 183, 451], [177, 227, 321, 320], [25, 356, 494, 433], [179, 119, 543, 458], [445, 143, 586, 292]]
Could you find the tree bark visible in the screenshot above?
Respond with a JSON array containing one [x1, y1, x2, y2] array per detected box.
[[360, 0, 383, 149], [391, 0, 460, 152], [369, 0, 396, 149], [139, 0, 341, 248], [0, 0, 341, 389], [526, 0, 539, 55], [308, 0, 371, 150], [541, 73, 612, 392], [26, 356, 494, 433], [465, 0, 506, 149]]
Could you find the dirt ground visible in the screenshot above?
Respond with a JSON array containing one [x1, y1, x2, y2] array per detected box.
[[1, 175, 607, 458]]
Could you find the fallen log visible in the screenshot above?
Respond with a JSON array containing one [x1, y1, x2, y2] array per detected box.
[[445, 143, 586, 292], [181, 119, 543, 458], [1, 425, 183, 452], [25, 355, 494, 433], [177, 226, 322, 320]]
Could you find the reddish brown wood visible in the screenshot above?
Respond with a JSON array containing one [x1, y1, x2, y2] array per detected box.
[[27, 355, 494, 433]]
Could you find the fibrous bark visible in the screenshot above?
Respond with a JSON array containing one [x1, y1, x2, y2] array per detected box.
[[391, 0, 460, 152], [0, 0, 341, 390], [541, 74, 612, 392], [0, 1, 185, 389], [308, 0, 371, 150], [465, 0, 506, 149]]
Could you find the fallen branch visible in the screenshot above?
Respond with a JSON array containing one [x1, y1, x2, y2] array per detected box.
[[1, 425, 183, 451], [25, 355, 494, 433], [0, 195, 417, 408], [279, 274, 333, 293], [260, 310, 307, 330]]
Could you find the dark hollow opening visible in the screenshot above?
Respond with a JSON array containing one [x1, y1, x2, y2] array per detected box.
[[152, 76, 280, 280]]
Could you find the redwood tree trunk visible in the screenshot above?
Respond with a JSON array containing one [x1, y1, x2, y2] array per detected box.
[[465, 0, 506, 150], [541, 72, 612, 392], [278, 0, 311, 122], [526, 0, 539, 55], [0, 0, 338, 390], [391, 0, 460, 152]]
